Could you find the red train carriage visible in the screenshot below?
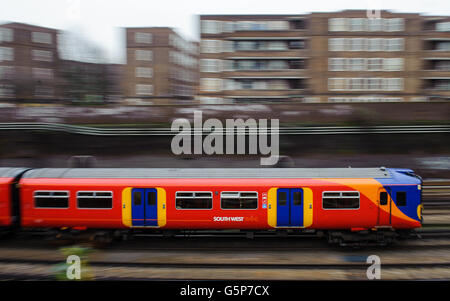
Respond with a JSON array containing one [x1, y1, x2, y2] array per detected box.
[[17, 167, 423, 245]]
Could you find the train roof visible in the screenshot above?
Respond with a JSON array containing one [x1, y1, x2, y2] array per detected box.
[[0, 167, 28, 178], [22, 168, 394, 179]]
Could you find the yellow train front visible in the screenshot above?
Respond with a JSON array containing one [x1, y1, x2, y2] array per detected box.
[[7, 167, 423, 246]]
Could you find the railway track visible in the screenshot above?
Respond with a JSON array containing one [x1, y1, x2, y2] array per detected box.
[[0, 123, 449, 136], [0, 253, 449, 280], [1, 229, 450, 280], [423, 181, 450, 209]]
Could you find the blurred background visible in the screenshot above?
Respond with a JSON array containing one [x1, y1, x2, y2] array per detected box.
[[0, 3, 448, 177]]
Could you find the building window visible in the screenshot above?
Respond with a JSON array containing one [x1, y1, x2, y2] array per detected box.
[[329, 18, 347, 31], [386, 38, 404, 51], [136, 84, 153, 95], [32, 50, 53, 62], [328, 18, 403, 32], [223, 22, 235, 33], [384, 78, 403, 91], [329, 58, 346, 71], [34, 191, 69, 209], [328, 78, 347, 91], [77, 191, 113, 209], [0, 28, 13, 42], [368, 58, 383, 71], [267, 21, 289, 31], [322, 191, 360, 209], [386, 18, 405, 31], [221, 192, 258, 209], [396, 191, 407, 207], [201, 20, 222, 34], [0, 66, 14, 79], [32, 68, 53, 80], [329, 97, 403, 103], [329, 77, 403, 91], [267, 41, 287, 51], [175, 192, 213, 209], [350, 38, 365, 51], [349, 58, 366, 71], [135, 67, 153, 78], [329, 38, 345, 51], [368, 78, 382, 90], [34, 85, 54, 98], [0, 47, 14, 61], [384, 58, 404, 71], [135, 32, 152, 44], [368, 18, 383, 31], [135, 50, 153, 61], [32, 32, 52, 44], [200, 59, 221, 73], [288, 40, 306, 49], [368, 38, 383, 51], [0, 84, 15, 98], [435, 41, 450, 51], [200, 78, 222, 92], [436, 22, 450, 32], [201, 40, 222, 53], [349, 18, 367, 31]]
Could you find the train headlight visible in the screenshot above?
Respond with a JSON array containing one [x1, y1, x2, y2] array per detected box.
[[417, 204, 424, 222]]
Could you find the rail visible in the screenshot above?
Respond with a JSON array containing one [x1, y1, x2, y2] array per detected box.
[[0, 123, 449, 136]]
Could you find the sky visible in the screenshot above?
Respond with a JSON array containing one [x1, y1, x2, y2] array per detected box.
[[1, 0, 449, 64]]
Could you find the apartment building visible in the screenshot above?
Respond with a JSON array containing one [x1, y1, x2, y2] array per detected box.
[[199, 11, 450, 103], [124, 27, 199, 103], [59, 60, 124, 102], [199, 15, 310, 104], [0, 22, 60, 100], [421, 16, 450, 100]]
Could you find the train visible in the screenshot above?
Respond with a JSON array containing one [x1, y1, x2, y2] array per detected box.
[[0, 167, 423, 246]]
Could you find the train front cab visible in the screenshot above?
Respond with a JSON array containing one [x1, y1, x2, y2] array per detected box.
[[267, 187, 314, 229], [376, 169, 423, 229]]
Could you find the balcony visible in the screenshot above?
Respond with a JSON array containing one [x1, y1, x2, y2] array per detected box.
[[422, 78, 450, 93], [423, 39, 450, 52]]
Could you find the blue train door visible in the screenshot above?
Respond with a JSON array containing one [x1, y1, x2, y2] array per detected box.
[[277, 188, 303, 227], [132, 188, 158, 227]]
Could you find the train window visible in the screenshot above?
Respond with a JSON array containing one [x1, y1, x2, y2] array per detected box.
[[133, 191, 142, 206], [147, 191, 156, 206], [77, 191, 113, 209], [221, 192, 258, 209], [293, 191, 302, 206], [322, 191, 360, 209], [396, 191, 407, 207], [34, 191, 69, 209], [176, 192, 213, 209], [380, 192, 388, 205], [278, 191, 287, 206]]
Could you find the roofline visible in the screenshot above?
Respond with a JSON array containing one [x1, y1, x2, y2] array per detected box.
[[0, 21, 59, 31]]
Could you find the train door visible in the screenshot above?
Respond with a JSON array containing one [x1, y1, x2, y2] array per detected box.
[[277, 188, 303, 227], [131, 188, 158, 227], [378, 187, 392, 226]]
